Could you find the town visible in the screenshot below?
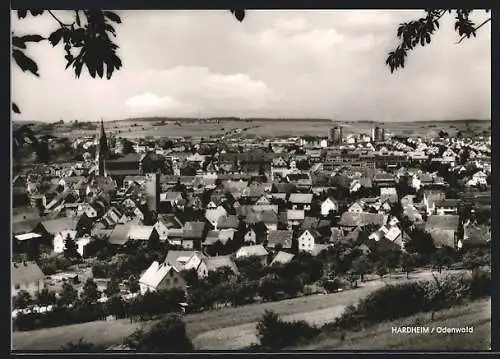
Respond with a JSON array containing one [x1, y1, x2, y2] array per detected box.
[[12, 118, 491, 350]]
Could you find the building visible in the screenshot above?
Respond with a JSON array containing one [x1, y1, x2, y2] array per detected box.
[[373, 126, 384, 142], [96, 119, 109, 177], [145, 173, 160, 213], [139, 261, 186, 295], [329, 126, 343, 145], [12, 261, 45, 298]]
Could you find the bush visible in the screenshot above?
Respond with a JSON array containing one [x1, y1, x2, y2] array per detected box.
[[125, 315, 193, 352], [329, 270, 491, 332], [256, 310, 320, 350]]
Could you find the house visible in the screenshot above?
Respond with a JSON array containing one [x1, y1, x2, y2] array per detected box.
[[380, 187, 398, 204], [37, 218, 78, 237], [425, 215, 460, 248], [12, 261, 45, 297], [165, 250, 207, 272], [368, 225, 404, 249], [266, 230, 293, 250], [286, 209, 305, 228], [321, 197, 338, 217], [347, 201, 364, 213], [182, 221, 206, 250], [205, 205, 228, 230], [466, 171, 488, 187], [270, 251, 295, 265], [289, 193, 313, 211], [435, 199, 460, 215], [298, 229, 322, 253], [217, 215, 239, 230], [108, 224, 133, 246], [236, 244, 268, 265], [154, 214, 184, 241], [422, 190, 446, 216], [458, 223, 491, 249], [197, 256, 239, 278], [127, 225, 160, 242], [12, 206, 41, 236], [138, 261, 186, 295], [338, 212, 386, 230], [244, 229, 257, 244]]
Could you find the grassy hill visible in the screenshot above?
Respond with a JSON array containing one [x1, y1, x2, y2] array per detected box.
[[291, 298, 490, 351]]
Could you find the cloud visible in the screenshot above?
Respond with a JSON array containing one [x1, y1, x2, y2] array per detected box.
[[273, 17, 309, 32], [123, 66, 277, 116], [125, 93, 182, 109]]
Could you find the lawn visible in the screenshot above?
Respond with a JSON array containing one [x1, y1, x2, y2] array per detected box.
[[293, 298, 491, 351]]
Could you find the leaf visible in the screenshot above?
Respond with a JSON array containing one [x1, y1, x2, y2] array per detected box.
[[230, 9, 245, 22], [12, 103, 21, 114], [12, 49, 39, 76], [48, 28, 64, 46], [29, 10, 44, 16], [104, 11, 121, 24], [17, 10, 28, 19], [20, 34, 45, 43], [75, 10, 81, 26], [12, 36, 26, 49]]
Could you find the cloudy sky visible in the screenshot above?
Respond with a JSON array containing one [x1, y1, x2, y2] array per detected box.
[[11, 10, 491, 122]]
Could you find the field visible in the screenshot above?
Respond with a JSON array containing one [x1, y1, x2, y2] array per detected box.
[[293, 298, 491, 351], [12, 270, 466, 351], [30, 118, 491, 141]]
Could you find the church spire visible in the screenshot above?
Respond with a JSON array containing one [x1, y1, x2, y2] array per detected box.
[[96, 118, 108, 177]]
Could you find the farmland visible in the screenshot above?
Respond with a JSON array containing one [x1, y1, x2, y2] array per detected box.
[[20, 118, 491, 141]]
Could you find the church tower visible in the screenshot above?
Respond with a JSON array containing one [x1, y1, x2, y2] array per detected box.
[[96, 119, 109, 177]]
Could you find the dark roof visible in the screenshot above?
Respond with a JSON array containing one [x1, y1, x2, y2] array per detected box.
[[267, 230, 293, 249], [218, 215, 239, 229], [301, 216, 320, 230], [40, 218, 78, 234], [425, 215, 459, 231], [339, 212, 386, 227], [12, 261, 44, 286], [157, 214, 183, 229], [183, 221, 206, 239]]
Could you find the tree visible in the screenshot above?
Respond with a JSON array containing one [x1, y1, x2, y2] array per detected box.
[[121, 139, 136, 155], [235, 256, 264, 281], [375, 262, 389, 279], [60, 338, 105, 352], [400, 252, 419, 279], [58, 282, 78, 307], [431, 248, 454, 273], [125, 315, 194, 352], [105, 278, 121, 297], [105, 294, 126, 319], [35, 139, 50, 164], [386, 10, 490, 73], [128, 275, 140, 294], [80, 278, 101, 305], [462, 249, 489, 273], [36, 288, 57, 307], [351, 255, 371, 282], [63, 234, 80, 259], [13, 290, 32, 309]]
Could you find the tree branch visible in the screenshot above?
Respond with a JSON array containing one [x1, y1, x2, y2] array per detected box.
[[47, 10, 74, 27], [456, 17, 491, 44]]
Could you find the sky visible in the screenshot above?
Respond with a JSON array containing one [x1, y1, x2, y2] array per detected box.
[[11, 10, 491, 123]]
